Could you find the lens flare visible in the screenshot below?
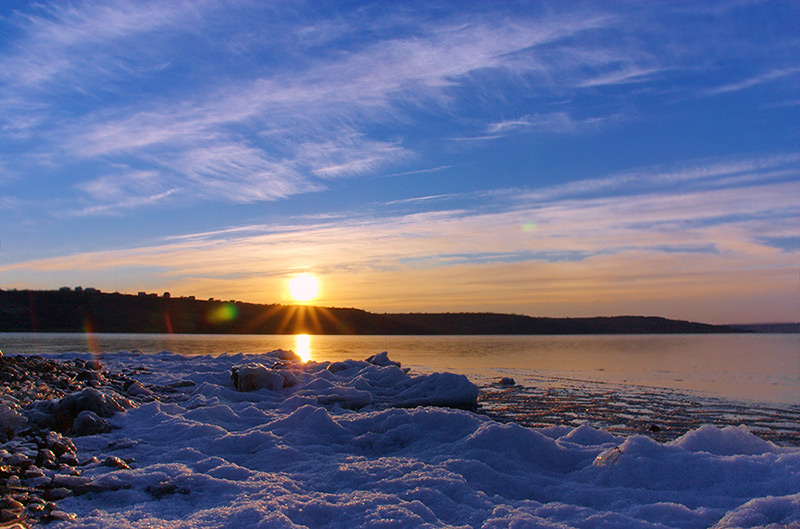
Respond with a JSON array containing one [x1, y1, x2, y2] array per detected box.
[[207, 303, 238, 324]]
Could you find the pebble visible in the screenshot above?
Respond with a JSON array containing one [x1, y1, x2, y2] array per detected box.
[[0, 509, 23, 523], [45, 509, 77, 522], [0, 354, 177, 523], [103, 456, 131, 470], [43, 487, 71, 501]]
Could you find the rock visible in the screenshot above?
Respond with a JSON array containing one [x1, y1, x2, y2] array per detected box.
[[35, 449, 56, 469], [147, 479, 188, 499], [0, 498, 24, 513], [366, 352, 401, 367], [75, 369, 105, 384], [0, 401, 26, 442], [57, 452, 80, 466], [126, 381, 152, 397], [147, 480, 177, 498], [23, 467, 44, 479], [0, 509, 23, 523], [44, 509, 77, 522], [71, 410, 113, 436], [43, 487, 71, 501], [45, 431, 76, 457], [102, 456, 130, 470], [84, 360, 103, 371], [168, 380, 196, 389], [498, 377, 516, 386], [231, 364, 285, 391]]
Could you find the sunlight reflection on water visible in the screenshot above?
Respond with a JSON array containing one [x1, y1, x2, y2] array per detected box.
[[295, 334, 311, 362]]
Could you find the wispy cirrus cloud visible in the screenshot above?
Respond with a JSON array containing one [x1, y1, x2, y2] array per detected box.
[[704, 67, 800, 96], [485, 112, 609, 137], [0, 1, 671, 213], [0, 0, 204, 90]]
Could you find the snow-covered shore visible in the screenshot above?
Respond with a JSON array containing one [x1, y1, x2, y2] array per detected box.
[[2, 350, 799, 528]]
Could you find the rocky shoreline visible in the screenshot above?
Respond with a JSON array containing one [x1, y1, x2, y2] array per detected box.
[[3, 352, 798, 527], [0, 354, 190, 526]]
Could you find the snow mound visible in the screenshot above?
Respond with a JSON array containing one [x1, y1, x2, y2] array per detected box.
[[24, 350, 799, 529]]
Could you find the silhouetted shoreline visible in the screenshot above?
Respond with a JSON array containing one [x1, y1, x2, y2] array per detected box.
[[0, 288, 755, 335]]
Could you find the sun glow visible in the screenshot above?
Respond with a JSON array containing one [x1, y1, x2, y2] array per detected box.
[[289, 273, 319, 302], [295, 334, 311, 362]]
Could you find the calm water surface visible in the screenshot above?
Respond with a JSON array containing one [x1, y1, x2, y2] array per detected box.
[[1, 333, 797, 405]]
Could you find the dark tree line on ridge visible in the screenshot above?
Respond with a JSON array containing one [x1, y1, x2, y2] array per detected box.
[[0, 288, 747, 335]]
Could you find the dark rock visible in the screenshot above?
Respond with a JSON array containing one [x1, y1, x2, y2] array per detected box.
[[498, 377, 516, 386], [648, 424, 662, 433], [147, 480, 177, 498], [44, 509, 77, 522], [0, 508, 23, 523], [35, 449, 56, 469], [168, 380, 196, 389], [147, 479, 188, 499], [71, 410, 113, 436], [45, 431, 75, 457], [75, 369, 105, 384], [57, 452, 80, 466], [43, 487, 71, 501], [102, 456, 130, 470], [0, 498, 24, 513], [84, 361, 103, 371]]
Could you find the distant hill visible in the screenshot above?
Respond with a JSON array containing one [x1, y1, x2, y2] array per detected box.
[[0, 288, 747, 335], [729, 323, 799, 333]]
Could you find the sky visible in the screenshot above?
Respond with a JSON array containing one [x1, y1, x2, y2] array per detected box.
[[0, 0, 798, 324]]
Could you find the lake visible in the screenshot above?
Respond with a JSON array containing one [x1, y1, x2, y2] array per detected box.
[[1, 332, 797, 405]]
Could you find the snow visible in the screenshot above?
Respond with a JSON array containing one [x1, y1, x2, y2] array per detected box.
[[28, 349, 800, 528]]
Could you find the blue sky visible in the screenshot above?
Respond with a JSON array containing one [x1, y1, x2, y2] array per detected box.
[[0, 0, 798, 324]]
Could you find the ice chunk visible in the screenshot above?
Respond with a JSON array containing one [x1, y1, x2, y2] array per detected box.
[[230, 364, 285, 392], [593, 445, 624, 466], [366, 351, 401, 367], [393, 372, 479, 410]]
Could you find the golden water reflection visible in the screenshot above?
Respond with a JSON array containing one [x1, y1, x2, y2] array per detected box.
[[295, 334, 311, 362]]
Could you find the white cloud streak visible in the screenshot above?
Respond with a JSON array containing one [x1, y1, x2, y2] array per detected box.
[[0, 1, 672, 212], [704, 68, 800, 96]]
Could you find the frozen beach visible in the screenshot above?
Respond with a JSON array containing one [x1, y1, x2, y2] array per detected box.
[[1, 348, 799, 528]]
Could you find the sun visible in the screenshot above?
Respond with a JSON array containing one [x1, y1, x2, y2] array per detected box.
[[288, 274, 319, 302]]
